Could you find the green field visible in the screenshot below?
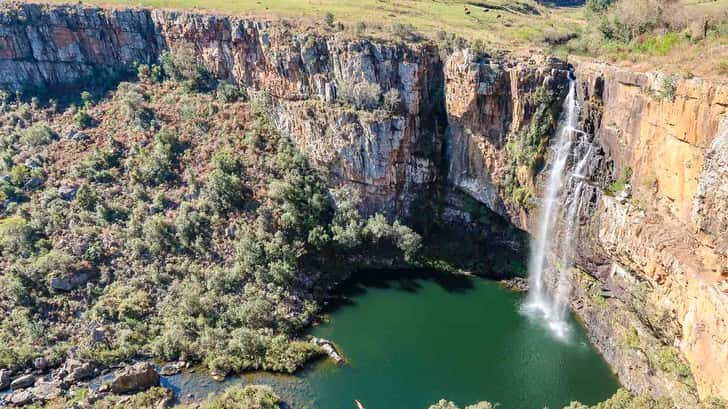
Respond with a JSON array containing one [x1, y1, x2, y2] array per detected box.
[[29, 0, 728, 76], [52, 0, 585, 49]]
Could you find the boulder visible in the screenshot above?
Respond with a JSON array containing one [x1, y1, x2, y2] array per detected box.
[[0, 369, 11, 390], [91, 327, 107, 344], [110, 363, 160, 394], [33, 357, 49, 371], [311, 337, 344, 364], [59, 185, 78, 201], [159, 361, 185, 376], [6, 389, 34, 406], [49, 272, 91, 292], [61, 359, 94, 383], [10, 374, 35, 389], [30, 380, 62, 400], [23, 177, 43, 191]]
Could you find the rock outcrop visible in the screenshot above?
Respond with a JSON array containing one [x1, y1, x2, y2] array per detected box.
[[110, 362, 160, 394], [444, 49, 570, 228]]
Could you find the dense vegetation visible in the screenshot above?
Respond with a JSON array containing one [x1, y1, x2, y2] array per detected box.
[[0, 46, 422, 377]]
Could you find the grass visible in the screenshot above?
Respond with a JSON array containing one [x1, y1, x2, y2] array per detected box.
[[35, 0, 585, 49], [15, 0, 728, 76]]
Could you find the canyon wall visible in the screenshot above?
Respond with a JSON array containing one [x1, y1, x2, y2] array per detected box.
[[1, 2, 727, 405], [0, 3, 445, 218], [571, 62, 728, 404]]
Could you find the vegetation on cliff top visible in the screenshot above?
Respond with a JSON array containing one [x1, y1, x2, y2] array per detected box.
[[28, 0, 728, 77]]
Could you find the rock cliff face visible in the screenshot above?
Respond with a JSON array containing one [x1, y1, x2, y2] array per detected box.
[[443, 50, 570, 228], [1, 2, 727, 405], [569, 62, 728, 404], [0, 3, 445, 217]]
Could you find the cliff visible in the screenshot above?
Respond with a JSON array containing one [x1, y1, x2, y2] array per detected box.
[[571, 62, 728, 403], [0, 3, 446, 218], [1, 2, 727, 406]]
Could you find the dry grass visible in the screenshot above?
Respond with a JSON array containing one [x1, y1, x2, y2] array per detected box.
[[13, 0, 728, 76], [31, 0, 585, 50]]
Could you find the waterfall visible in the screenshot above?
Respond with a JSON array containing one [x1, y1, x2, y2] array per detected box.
[[523, 78, 591, 340]]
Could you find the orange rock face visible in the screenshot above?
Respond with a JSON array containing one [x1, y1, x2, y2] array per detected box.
[[576, 60, 728, 403]]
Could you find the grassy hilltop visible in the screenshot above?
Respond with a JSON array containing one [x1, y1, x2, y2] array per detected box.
[[29, 0, 728, 77]]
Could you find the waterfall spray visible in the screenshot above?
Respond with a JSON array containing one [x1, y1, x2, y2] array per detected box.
[[523, 77, 591, 340]]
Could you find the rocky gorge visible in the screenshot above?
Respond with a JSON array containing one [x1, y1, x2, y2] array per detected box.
[[0, 2, 727, 407]]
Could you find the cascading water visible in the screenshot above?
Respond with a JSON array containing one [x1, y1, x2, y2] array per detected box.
[[523, 77, 592, 340]]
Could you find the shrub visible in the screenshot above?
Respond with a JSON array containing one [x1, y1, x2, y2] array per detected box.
[[0, 216, 36, 257], [586, 0, 616, 14], [75, 183, 99, 211], [337, 80, 381, 111], [0, 308, 46, 369], [74, 108, 93, 129], [175, 203, 212, 251], [435, 31, 467, 58], [324, 12, 335, 27], [128, 128, 181, 186], [607, 166, 632, 194], [137, 63, 164, 83], [160, 43, 212, 92], [203, 150, 246, 214], [657, 75, 677, 101], [142, 214, 175, 256], [76, 146, 121, 183], [216, 81, 246, 103], [383, 88, 401, 114], [195, 385, 280, 409], [392, 23, 421, 42], [19, 123, 56, 147], [656, 346, 692, 379], [115, 83, 154, 130], [9, 164, 30, 186], [92, 284, 153, 321]]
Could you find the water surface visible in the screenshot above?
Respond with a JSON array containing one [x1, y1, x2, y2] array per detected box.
[[169, 271, 618, 409]]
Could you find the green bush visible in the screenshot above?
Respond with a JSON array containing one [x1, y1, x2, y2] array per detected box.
[[337, 80, 382, 111], [203, 150, 246, 214], [324, 12, 335, 27], [115, 82, 154, 130], [142, 214, 175, 256], [161, 43, 212, 92], [175, 203, 212, 252], [19, 123, 56, 147], [0, 309, 46, 369], [92, 284, 153, 321], [128, 128, 181, 186], [586, 0, 616, 14], [137, 63, 164, 83], [656, 346, 692, 379], [0, 216, 37, 257], [76, 146, 121, 182], [74, 108, 93, 129], [75, 183, 99, 211], [607, 166, 633, 194], [657, 75, 678, 101], [192, 385, 281, 409], [216, 81, 246, 103]]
